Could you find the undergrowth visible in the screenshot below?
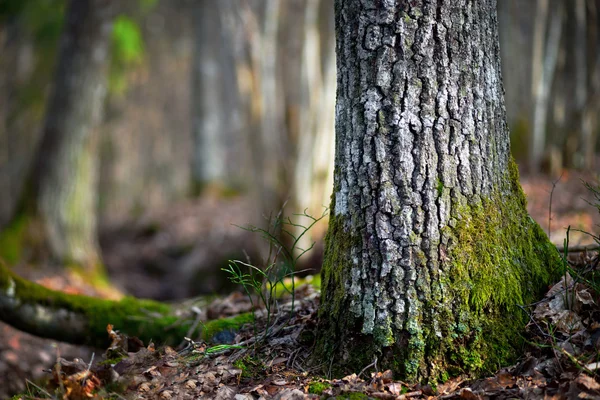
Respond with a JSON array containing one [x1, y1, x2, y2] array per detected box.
[[222, 206, 327, 344]]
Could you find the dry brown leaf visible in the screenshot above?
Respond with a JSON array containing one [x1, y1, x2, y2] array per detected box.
[[459, 388, 481, 400], [576, 287, 595, 306], [576, 374, 600, 391], [185, 379, 197, 389], [437, 377, 464, 395], [267, 357, 288, 367], [496, 371, 515, 387], [214, 385, 237, 400], [388, 382, 403, 395]]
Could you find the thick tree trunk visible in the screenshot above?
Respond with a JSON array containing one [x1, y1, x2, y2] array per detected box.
[[27, 0, 113, 270], [315, 0, 561, 381]]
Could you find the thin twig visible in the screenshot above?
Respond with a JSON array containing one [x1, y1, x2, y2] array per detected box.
[[517, 304, 553, 339], [358, 356, 378, 378]]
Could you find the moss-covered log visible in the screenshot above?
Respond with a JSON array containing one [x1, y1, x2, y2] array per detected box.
[[314, 0, 562, 382], [0, 263, 253, 348]]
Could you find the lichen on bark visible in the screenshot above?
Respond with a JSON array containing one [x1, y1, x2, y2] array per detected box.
[[315, 0, 561, 381]]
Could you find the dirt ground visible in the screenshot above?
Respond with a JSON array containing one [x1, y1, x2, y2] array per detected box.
[[1, 172, 599, 399], [521, 171, 600, 247]]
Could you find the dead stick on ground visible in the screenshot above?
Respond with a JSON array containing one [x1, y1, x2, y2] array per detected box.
[[555, 244, 600, 253]]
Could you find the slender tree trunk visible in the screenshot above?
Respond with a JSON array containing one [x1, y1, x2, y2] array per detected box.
[[289, 0, 336, 248], [27, 0, 113, 270], [192, 0, 228, 188], [315, 0, 560, 381], [0, 27, 9, 228], [530, 1, 564, 173]]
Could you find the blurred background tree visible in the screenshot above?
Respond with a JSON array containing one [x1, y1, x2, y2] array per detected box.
[[499, 0, 600, 174], [0, 0, 599, 297]]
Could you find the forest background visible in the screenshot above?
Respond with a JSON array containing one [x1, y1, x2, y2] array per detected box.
[[1, 0, 600, 397]]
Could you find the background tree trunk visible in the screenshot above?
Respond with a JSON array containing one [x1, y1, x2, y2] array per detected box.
[[288, 0, 336, 250], [26, 0, 113, 270], [530, 0, 563, 173], [192, 0, 231, 188], [316, 0, 561, 381]]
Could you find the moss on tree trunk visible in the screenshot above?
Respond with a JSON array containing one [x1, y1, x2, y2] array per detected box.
[[314, 0, 562, 382]]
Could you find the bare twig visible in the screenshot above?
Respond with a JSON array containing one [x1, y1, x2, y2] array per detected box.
[[358, 356, 378, 378]]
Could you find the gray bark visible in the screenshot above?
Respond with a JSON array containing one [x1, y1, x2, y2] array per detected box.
[[316, 0, 559, 380], [31, 0, 113, 268]]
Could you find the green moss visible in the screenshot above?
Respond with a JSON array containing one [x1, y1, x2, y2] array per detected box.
[[318, 206, 359, 321], [268, 274, 321, 296], [308, 381, 331, 395], [0, 214, 29, 264], [436, 179, 444, 197], [316, 160, 561, 382], [336, 393, 369, 400], [425, 159, 561, 378], [233, 355, 265, 380], [201, 312, 254, 342], [98, 355, 126, 366], [0, 262, 187, 347]]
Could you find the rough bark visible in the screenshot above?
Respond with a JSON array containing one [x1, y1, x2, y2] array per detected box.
[[25, 0, 113, 269], [315, 0, 561, 381]]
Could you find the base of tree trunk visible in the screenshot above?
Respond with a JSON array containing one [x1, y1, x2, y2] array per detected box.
[[315, 161, 562, 382]]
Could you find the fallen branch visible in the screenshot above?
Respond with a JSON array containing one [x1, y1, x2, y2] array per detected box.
[[555, 244, 600, 253], [0, 262, 251, 348]]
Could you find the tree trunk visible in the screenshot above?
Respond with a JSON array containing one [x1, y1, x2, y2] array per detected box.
[[23, 0, 113, 270], [530, 0, 563, 173], [191, 0, 228, 188], [315, 0, 561, 381], [278, 0, 335, 251]]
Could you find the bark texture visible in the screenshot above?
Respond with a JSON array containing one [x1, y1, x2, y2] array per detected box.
[[316, 0, 561, 381], [30, 0, 113, 268]]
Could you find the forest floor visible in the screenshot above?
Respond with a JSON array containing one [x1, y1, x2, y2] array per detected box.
[[1, 171, 600, 399]]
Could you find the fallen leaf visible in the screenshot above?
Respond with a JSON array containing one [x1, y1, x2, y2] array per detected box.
[[576, 374, 600, 391], [459, 388, 481, 400]]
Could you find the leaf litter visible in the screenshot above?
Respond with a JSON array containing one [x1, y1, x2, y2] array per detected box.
[[9, 249, 600, 400]]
